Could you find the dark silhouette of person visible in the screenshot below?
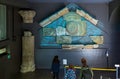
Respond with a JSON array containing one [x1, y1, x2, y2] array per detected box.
[[79, 58, 93, 79], [51, 55, 60, 79]]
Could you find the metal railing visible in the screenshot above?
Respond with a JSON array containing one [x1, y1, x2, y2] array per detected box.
[[64, 65, 117, 79]]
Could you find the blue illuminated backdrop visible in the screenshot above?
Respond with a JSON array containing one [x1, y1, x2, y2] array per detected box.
[[39, 3, 104, 48]]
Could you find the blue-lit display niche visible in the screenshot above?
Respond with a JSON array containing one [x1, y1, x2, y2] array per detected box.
[[0, 4, 6, 41], [39, 4, 104, 49]]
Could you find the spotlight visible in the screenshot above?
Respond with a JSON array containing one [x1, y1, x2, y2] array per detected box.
[[115, 64, 120, 67]]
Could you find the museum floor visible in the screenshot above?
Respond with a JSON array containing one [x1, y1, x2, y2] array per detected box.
[[14, 69, 116, 79], [14, 69, 64, 79]]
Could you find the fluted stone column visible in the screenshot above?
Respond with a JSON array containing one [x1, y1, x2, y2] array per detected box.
[[20, 31, 35, 73], [18, 10, 36, 23]]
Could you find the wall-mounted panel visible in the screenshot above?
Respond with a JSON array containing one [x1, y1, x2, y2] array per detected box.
[[39, 4, 104, 49]]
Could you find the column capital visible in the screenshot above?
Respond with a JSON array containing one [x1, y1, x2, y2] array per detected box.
[[18, 10, 36, 23]]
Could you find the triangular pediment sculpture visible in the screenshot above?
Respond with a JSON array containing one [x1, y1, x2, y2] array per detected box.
[[39, 3, 104, 49], [39, 3, 98, 27]]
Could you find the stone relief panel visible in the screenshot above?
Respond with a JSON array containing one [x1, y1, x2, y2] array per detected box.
[[39, 3, 104, 49], [43, 28, 56, 36], [56, 36, 72, 44]]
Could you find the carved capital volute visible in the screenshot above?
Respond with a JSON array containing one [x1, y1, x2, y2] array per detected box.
[[18, 10, 36, 23]]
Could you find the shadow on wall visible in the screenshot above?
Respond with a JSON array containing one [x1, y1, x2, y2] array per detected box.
[[110, 5, 120, 49], [109, 5, 120, 65]]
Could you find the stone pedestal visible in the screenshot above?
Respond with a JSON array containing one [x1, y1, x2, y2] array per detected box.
[[20, 31, 35, 73], [18, 10, 36, 23]]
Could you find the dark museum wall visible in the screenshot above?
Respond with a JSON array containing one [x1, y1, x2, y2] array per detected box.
[[0, 1, 120, 79], [31, 2, 120, 69], [21, 3, 112, 69], [109, 1, 120, 66], [0, 0, 30, 8], [0, 0, 30, 79]]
